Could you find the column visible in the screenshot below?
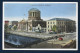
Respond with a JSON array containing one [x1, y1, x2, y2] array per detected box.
[[34, 12, 35, 17], [32, 12, 33, 17], [33, 12, 34, 17]]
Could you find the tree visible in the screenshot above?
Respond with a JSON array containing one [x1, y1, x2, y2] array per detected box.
[[13, 25, 17, 30], [29, 26, 32, 30], [8, 25, 12, 30], [4, 24, 8, 33], [52, 25, 57, 32]]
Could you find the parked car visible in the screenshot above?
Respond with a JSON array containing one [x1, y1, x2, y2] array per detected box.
[[35, 29, 40, 33], [57, 35, 65, 37], [49, 30, 57, 34], [59, 37, 63, 41], [35, 29, 44, 33]]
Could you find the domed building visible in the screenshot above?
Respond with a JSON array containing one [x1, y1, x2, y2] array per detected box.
[[18, 8, 46, 32], [26, 8, 46, 32], [28, 8, 43, 21]]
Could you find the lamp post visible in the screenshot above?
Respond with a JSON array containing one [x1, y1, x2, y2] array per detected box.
[[65, 25, 66, 36], [26, 21, 28, 32]]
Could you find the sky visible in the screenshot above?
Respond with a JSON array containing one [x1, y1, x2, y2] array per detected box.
[[4, 2, 77, 21]]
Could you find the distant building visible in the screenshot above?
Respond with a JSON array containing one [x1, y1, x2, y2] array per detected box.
[[6, 21, 18, 30], [12, 21, 18, 26], [18, 8, 46, 32], [9, 21, 12, 25], [18, 19, 26, 31], [46, 18, 76, 33], [5, 21, 9, 26]]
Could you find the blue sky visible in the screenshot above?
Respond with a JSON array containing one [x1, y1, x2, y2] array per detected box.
[[4, 3, 77, 21]]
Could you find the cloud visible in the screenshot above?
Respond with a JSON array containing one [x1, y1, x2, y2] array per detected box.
[[4, 16, 28, 21], [4, 16, 76, 22], [42, 16, 76, 21]]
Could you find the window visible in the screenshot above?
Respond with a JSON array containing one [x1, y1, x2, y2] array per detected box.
[[48, 25, 49, 28], [61, 22, 62, 24], [48, 30, 49, 31], [58, 22, 59, 24], [51, 26, 52, 28], [62, 22, 63, 24], [53, 22, 54, 24], [33, 12, 34, 17], [51, 22, 52, 24], [48, 22, 49, 24]]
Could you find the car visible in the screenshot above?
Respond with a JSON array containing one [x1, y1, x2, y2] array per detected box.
[[59, 37, 63, 41], [49, 31, 57, 34], [39, 30, 44, 33], [35, 29, 44, 33], [35, 29, 40, 33]]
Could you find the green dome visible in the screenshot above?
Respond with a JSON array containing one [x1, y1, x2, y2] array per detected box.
[[29, 8, 40, 12]]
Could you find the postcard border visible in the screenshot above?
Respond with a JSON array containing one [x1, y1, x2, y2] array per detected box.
[[2, 2, 78, 50]]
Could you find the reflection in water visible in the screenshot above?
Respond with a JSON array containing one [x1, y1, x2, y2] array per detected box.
[[4, 34, 41, 46]]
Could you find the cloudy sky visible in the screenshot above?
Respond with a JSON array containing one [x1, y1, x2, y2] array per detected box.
[[4, 2, 77, 21]]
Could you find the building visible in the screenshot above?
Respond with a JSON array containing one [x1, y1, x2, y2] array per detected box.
[[5, 21, 9, 26], [11, 21, 18, 26], [18, 19, 26, 31], [27, 8, 46, 32], [46, 18, 76, 33], [28, 8, 43, 21], [31, 20, 46, 32], [18, 8, 46, 32], [7, 21, 18, 30]]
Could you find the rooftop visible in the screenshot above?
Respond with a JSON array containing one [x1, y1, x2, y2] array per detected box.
[[48, 18, 73, 21], [29, 8, 40, 12]]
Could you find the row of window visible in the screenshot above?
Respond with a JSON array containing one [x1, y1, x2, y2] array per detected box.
[[47, 25, 66, 28], [47, 21, 65, 25], [58, 21, 66, 24], [47, 22, 55, 24], [47, 21, 75, 25], [47, 25, 55, 28]]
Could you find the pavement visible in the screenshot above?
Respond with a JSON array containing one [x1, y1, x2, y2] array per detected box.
[[9, 31, 66, 39]]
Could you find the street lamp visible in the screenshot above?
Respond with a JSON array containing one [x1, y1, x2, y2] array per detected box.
[[65, 25, 66, 36]]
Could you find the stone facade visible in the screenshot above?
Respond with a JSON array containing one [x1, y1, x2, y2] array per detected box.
[[46, 18, 76, 33], [18, 19, 26, 31], [28, 8, 43, 21], [11, 21, 18, 26], [18, 8, 46, 32]]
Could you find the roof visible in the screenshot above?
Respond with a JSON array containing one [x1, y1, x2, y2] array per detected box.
[[29, 8, 40, 12], [32, 21, 46, 27], [48, 18, 73, 21], [5, 21, 9, 22], [12, 21, 18, 22]]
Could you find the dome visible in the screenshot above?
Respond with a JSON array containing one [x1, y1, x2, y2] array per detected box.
[[29, 8, 40, 12]]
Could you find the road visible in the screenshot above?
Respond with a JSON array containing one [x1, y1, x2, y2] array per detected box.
[[8, 31, 66, 39], [30, 33, 76, 48], [5, 31, 76, 48]]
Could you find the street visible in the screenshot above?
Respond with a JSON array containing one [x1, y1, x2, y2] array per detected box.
[[4, 31, 76, 48]]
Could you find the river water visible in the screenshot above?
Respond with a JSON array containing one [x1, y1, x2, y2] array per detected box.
[[4, 34, 41, 47]]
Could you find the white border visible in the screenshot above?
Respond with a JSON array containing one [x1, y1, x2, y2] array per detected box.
[[2, 2, 78, 50]]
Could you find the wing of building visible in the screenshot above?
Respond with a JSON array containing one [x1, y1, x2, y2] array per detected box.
[[46, 18, 76, 33]]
